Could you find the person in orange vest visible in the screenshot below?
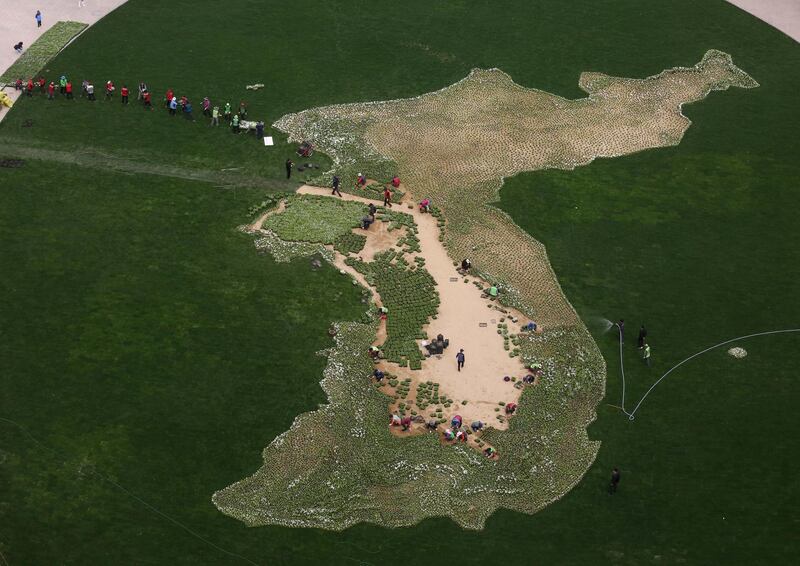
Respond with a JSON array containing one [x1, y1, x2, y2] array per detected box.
[[105, 80, 115, 99], [47, 81, 55, 99], [26, 78, 34, 97], [120, 85, 129, 104], [65, 80, 73, 99]]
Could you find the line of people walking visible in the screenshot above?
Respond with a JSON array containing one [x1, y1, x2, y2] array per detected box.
[[12, 74, 266, 140]]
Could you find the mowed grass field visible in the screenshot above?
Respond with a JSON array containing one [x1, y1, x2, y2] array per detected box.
[[1, 0, 798, 564]]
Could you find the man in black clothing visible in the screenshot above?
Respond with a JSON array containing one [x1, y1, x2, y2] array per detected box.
[[609, 467, 621, 494], [285, 159, 293, 179], [456, 349, 465, 372], [638, 324, 648, 349], [368, 203, 377, 216], [332, 175, 342, 197]]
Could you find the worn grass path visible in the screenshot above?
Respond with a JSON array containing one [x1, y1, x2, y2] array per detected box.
[[2, 143, 293, 190]]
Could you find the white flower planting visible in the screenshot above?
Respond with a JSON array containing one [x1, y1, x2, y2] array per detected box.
[[728, 347, 747, 358]]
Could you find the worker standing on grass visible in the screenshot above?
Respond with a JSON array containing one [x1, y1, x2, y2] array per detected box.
[[59, 75, 66, 95], [456, 349, 465, 372], [224, 102, 232, 121], [65, 80, 73, 99], [37, 77, 46, 93], [143, 90, 152, 108], [121, 85, 129, 104], [211, 105, 219, 126], [86, 82, 95, 100], [638, 324, 648, 349], [231, 113, 239, 132], [332, 175, 342, 197], [47, 81, 55, 99], [25, 78, 33, 97], [609, 467, 621, 494], [202, 97, 211, 117], [105, 80, 114, 99], [285, 158, 294, 179], [643, 342, 651, 367]]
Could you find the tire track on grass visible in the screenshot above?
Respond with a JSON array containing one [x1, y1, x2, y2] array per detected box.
[[2, 144, 293, 191]]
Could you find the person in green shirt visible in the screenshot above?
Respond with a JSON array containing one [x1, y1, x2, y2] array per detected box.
[[231, 113, 240, 133], [643, 342, 651, 367], [211, 106, 219, 126], [223, 102, 232, 121], [59, 75, 67, 95], [488, 286, 498, 297]]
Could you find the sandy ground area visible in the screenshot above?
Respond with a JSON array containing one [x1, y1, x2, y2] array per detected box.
[[726, 0, 800, 42], [294, 186, 534, 433], [0, 0, 128, 119], [248, 186, 537, 445]]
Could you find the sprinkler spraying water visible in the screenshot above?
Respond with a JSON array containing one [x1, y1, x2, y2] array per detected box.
[[589, 316, 614, 334]]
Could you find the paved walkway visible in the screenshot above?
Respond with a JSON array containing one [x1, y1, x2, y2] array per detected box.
[[726, 0, 800, 43], [0, 1, 128, 121]]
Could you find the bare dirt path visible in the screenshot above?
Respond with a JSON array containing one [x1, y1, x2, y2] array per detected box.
[[292, 185, 533, 430]]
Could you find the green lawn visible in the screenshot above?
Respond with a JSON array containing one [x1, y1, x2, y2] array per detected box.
[[1, 0, 798, 564]]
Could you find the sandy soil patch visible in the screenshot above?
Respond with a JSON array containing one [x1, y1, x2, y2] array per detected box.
[[296, 186, 533, 435]]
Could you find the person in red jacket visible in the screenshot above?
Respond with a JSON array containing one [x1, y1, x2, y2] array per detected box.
[[165, 88, 173, 108], [143, 90, 152, 109], [105, 80, 115, 99], [37, 77, 46, 93], [383, 186, 393, 207], [65, 81, 73, 99], [391, 175, 401, 188], [47, 81, 55, 99], [25, 78, 34, 96], [121, 85, 129, 104]]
